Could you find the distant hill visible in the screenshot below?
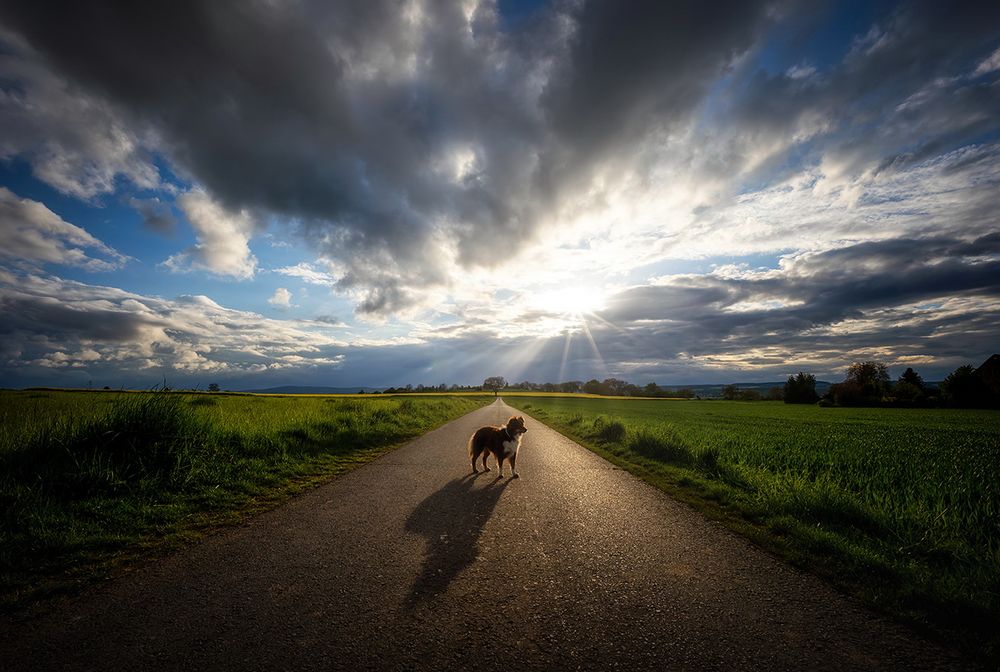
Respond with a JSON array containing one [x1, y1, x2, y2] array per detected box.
[[665, 381, 833, 398], [240, 385, 384, 394]]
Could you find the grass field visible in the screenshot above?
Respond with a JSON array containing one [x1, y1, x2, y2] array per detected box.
[[506, 396, 1000, 660], [0, 389, 490, 609]]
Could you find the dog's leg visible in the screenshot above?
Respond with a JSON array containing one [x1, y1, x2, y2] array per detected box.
[[471, 450, 478, 473], [496, 454, 505, 477], [509, 453, 518, 478], [482, 452, 490, 471]]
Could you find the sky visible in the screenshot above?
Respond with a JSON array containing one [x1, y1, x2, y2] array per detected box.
[[0, 0, 998, 390]]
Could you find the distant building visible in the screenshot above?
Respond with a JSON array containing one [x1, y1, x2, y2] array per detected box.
[[976, 354, 1000, 396]]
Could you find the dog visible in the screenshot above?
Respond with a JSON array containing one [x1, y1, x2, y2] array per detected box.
[[468, 415, 527, 478]]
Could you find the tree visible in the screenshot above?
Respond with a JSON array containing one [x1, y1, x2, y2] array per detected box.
[[766, 386, 784, 401], [601, 378, 629, 397], [899, 367, 924, 390], [893, 367, 925, 404], [208, 382, 220, 392], [941, 365, 989, 407], [722, 384, 739, 401], [845, 361, 890, 399], [559, 381, 583, 393], [643, 382, 659, 397], [784, 372, 818, 404], [483, 376, 506, 396], [583, 379, 605, 395]]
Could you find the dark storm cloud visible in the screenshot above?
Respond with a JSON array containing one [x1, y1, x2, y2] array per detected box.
[[542, 0, 775, 163], [718, 0, 1000, 186], [128, 197, 176, 235], [2, 1, 998, 313], [0, 294, 149, 342], [0, 0, 792, 312], [0, 0, 552, 309]]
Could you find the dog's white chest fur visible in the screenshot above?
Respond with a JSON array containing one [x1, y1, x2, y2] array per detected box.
[[501, 436, 521, 458]]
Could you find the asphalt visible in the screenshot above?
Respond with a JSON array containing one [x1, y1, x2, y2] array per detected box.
[[0, 399, 974, 671]]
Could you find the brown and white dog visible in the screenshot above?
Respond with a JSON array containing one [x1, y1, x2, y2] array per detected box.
[[468, 415, 527, 478]]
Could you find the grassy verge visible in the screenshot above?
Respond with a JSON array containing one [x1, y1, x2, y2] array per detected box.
[[505, 396, 1000, 665], [0, 389, 490, 610]]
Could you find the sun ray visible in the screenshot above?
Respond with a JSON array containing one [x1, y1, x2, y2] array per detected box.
[[558, 327, 574, 382], [503, 336, 549, 382], [579, 316, 609, 379], [587, 311, 627, 336]]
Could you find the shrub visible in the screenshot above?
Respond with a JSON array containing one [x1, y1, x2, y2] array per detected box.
[[628, 430, 692, 464], [592, 417, 626, 442], [696, 447, 721, 474], [3, 391, 213, 496]]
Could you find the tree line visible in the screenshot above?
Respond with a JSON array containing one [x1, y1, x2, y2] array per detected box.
[[781, 359, 999, 408], [374, 377, 700, 398]]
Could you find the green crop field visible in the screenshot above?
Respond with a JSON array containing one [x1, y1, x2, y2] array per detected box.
[[0, 389, 491, 608], [507, 396, 1000, 659]]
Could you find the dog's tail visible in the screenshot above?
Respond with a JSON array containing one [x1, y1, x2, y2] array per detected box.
[[468, 428, 484, 457]]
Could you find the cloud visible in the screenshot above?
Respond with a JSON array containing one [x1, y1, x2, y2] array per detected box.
[[540, 0, 774, 170], [0, 27, 159, 198], [712, 1, 1000, 189], [0, 0, 997, 340], [0, 270, 346, 382], [590, 234, 1000, 378], [274, 262, 337, 285], [974, 47, 1000, 76], [3, 226, 999, 388], [0, 186, 128, 271], [163, 189, 257, 278], [268, 287, 292, 308], [128, 196, 176, 235], [0, 0, 780, 314]]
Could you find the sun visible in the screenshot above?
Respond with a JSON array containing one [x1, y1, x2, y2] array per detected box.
[[533, 286, 607, 317]]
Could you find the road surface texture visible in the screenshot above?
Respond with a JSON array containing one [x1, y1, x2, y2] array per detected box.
[[0, 399, 973, 671]]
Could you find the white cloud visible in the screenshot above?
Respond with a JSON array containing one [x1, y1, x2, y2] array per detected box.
[[0, 271, 347, 376], [274, 262, 339, 285], [973, 47, 1000, 76], [163, 189, 258, 279], [0, 186, 128, 270], [268, 287, 293, 308], [785, 63, 816, 79]]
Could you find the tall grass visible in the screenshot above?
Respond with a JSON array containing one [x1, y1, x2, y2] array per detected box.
[[3, 392, 213, 494], [0, 389, 489, 607], [510, 396, 1000, 661]]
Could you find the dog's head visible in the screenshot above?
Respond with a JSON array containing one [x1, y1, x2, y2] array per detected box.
[[506, 415, 527, 436]]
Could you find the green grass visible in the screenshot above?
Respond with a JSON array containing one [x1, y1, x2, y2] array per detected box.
[[509, 396, 1000, 662], [0, 389, 490, 608]]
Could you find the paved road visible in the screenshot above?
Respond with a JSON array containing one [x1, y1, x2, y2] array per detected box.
[[0, 399, 972, 671]]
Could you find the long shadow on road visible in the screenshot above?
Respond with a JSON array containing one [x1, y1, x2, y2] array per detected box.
[[404, 471, 511, 605]]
